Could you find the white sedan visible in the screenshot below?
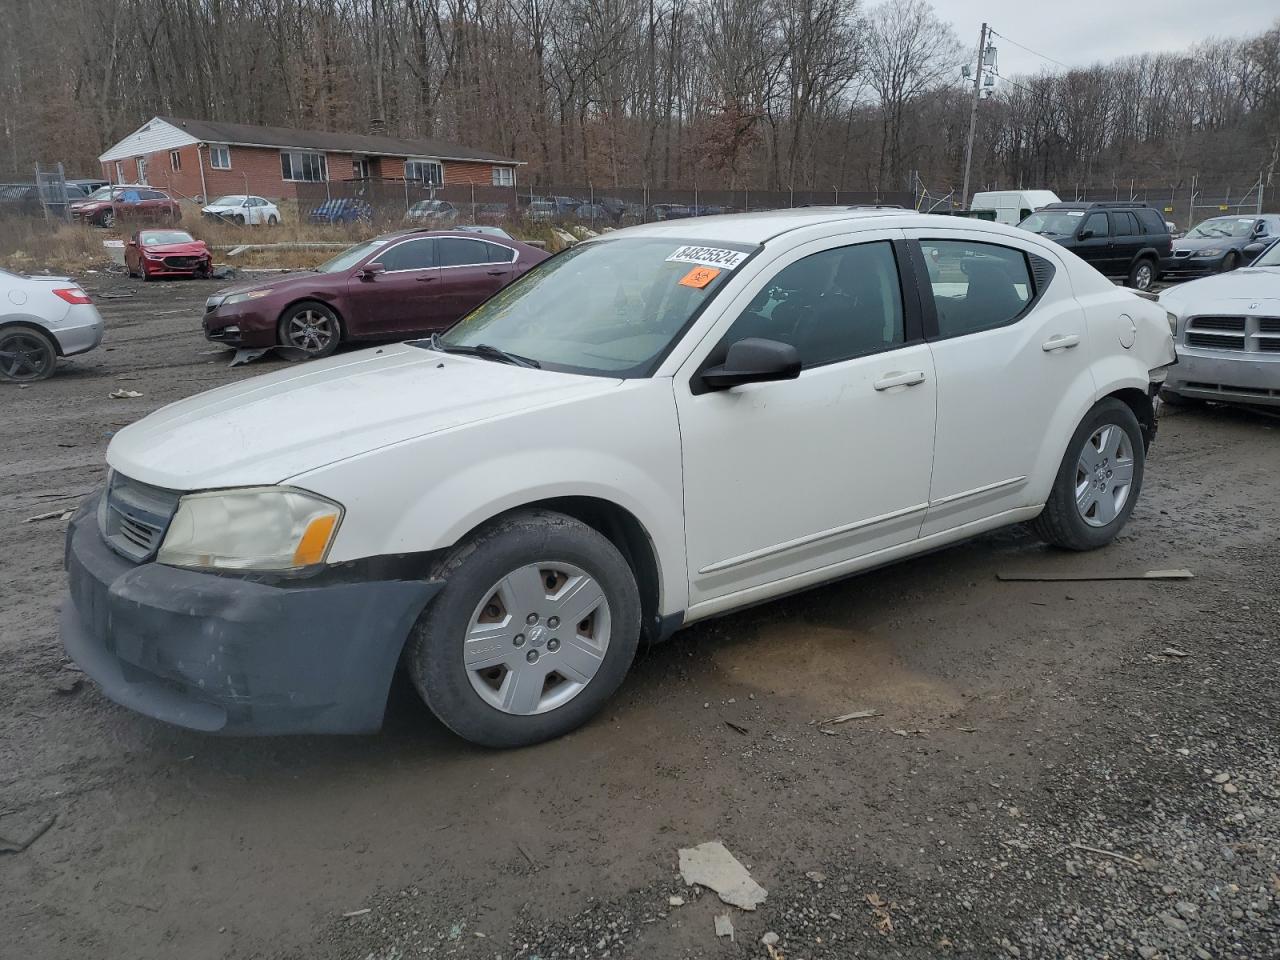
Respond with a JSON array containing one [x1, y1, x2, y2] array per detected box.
[[1, 267, 103, 382], [200, 195, 280, 226], [62, 210, 1175, 745]]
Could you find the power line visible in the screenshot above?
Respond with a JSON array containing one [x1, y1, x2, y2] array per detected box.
[[988, 28, 1073, 72]]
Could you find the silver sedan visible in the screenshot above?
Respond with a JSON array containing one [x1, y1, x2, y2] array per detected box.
[[0, 268, 104, 382]]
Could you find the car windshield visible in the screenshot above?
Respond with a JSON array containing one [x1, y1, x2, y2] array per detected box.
[[315, 238, 389, 273], [433, 236, 754, 377], [211, 195, 246, 206], [139, 230, 193, 244], [85, 186, 113, 200], [1185, 218, 1256, 239], [1019, 210, 1085, 234], [411, 201, 445, 212]]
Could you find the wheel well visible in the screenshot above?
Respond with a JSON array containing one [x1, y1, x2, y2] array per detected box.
[[469, 497, 664, 643], [0, 319, 61, 356], [277, 298, 343, 334], [1105, 387, 1155, 448]]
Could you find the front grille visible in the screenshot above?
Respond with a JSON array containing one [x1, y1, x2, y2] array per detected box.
[[1260, 318, 1280, 333], [1185, 381, 1280, 398], [101, 473, 182, 563], [1191, 316, 1246, 331], [1260, 338, 1280, 352], [163, 256, 201, 269], [1187, 333, 1245, 349]]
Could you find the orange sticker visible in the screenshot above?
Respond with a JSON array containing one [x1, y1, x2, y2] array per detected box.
[[679, 266, 721, 289]]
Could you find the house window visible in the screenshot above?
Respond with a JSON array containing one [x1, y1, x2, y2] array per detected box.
[[280, 150, 327, 182], [353, 157, 370, 180], [114, 161, 124, 182], [136, 157, 147, 183], [492, 166, 514, 187], [209, 145, 231, 170], [170, 150, 182, 172], [405, 159, 443, 186]]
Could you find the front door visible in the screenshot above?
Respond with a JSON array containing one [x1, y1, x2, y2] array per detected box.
[[435, 237, 515, 323], [906, 230, 1095, 535], [344, 236, 442, 337], [1074, 210, 1115, 275], [675, 232, 937, 610]]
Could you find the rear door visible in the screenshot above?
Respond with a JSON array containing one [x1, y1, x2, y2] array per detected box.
[[436, 237, 516, 322], [1110, 211, 1143, 273], [344, 237, 441, 337]]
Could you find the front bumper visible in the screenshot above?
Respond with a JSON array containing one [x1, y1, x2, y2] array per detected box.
[[61, 495, 441, 734], [1163, 255, 1226, 278], [202, 303, 277, 348], [1165, 345, 1280, 406], [143, 256, 211, 278]]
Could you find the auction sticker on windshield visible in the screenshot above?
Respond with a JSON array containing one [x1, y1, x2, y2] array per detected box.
[[678, 266, 721, 288], [666, 245, 748, 269]]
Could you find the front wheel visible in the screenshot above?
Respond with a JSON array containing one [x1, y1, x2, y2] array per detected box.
[[267, 215, 279, 226], [234, 214, 245, 225], [0, 325, 58, 382], [405, 510, 642, 747], [1220, 251, 1239, 273], [1030, 398, 1145, 551], [277, 301, 341, 358], [1126, 257, 1156, 291], [100, 209, 115, 229]]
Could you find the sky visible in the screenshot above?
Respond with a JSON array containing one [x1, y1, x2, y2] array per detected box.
[[928, 0, 1279, 78]]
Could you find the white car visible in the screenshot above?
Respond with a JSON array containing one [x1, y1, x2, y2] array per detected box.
[[1159, 238, 1280, 407], [200, 194, 280, 226], [1, 268, 103, 382], [62, 211, 1175, 745]]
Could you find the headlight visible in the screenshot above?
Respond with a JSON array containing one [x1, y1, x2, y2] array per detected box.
[[1195, 248, 1223, 257], [1165, 311, 1178, 335], [222, 289, 273, 306], [157, 487, 343, 570]]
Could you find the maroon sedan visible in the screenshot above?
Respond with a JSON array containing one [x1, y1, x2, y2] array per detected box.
[[202, 230, 549, 358], [70, 185, 182, 228], [125, 229, 212, 280]]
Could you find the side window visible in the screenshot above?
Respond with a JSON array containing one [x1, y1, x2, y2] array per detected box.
[[1112, 211, 1139, 236], [485, 243, 515, 264], [438, 237, 491, 267], [919, 240, 1033, 338], [721, 241, 904, 369], [1256, 221, 1269, 236], [1082, 212, 1109, 237], [379, 238, 436, 271], [1135, 208, 1165, 234]]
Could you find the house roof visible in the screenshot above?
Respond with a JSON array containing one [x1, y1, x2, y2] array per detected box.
[[155, 116, 521, 165]]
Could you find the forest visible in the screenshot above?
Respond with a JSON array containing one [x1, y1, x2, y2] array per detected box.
[[3, 0, 1278, 196]]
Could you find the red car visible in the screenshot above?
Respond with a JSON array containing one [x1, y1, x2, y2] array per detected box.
[[124, 229, 212, 280], [202, 230, 549, 358], [70, 185, 182, 228]]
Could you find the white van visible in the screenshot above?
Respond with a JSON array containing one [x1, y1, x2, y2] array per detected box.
[[970, 190, 1061, 226]]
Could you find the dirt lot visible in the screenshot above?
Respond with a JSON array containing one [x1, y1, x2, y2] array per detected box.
[[1, 274, 1277, 960]]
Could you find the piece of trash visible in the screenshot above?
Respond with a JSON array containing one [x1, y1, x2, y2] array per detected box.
[[23, 509, 73, 523], [53, 675, 82, 695], [724, 720, 749, 735], [818, 727, 838, 735], [714, 913, 734, 940], [678, 841, 768, 910], [866, 892, 894, 934], [1160, 647, 1191, 658], [1068, 842, 1143, 866], [210, 265, 238, 280], [0, 813, 56, 854], [230, 345, 310, 367], [761, 932, 780, 946], [97, 291, 134, 300], [342, 908, 371, 918], [109, 388, 142, 399], [891, 729, 910, 737], [516, 842, 539, 868], [996, 569, 1193, 582], [667, 895, 685, 907], [447, 920, 465, 941], [805, 870, 827, 883], [818, 708, 877, 726]]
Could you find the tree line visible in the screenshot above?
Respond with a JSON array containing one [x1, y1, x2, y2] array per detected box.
[[2, 0, 1278, 196]]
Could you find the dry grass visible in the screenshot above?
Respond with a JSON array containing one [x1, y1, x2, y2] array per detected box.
[[0, 211, 577, 275]]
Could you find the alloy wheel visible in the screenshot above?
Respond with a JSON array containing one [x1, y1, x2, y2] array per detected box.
[[1075, 424, 1135, 527], [285, 310, 336, 354], [0, 331, 54, 382], [463, 562, 612, 716], [1134, 262, 1153, 290]]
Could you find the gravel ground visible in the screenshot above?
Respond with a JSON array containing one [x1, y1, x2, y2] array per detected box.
[[0, 273, 1276, 960]]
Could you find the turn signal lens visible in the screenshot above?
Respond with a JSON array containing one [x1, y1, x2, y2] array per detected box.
[[293, 514, 340, 566], [54, 287, 93, 304]]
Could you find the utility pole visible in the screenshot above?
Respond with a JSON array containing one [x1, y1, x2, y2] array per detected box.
[[960, 22, 988, 210]]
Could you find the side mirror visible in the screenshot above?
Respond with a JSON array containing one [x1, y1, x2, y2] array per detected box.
[[360, 262, 385, 279], [1243, 242, 1265, 256], [701, 338, 801, 391], [1078, 228, 1095, 240]]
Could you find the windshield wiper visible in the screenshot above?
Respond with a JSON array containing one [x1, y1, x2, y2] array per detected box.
[[428, 332, 541, 368]]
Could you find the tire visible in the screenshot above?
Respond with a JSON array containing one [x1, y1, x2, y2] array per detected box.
[[100, 209, 115, 229], [234, 214, 245, 225], [1126, 257, 1156, 291], [1220, 251, 1239, 273], [277, 300, 342, 358], [267, 215, 279, 226], [1030, 398, 1146, 551], [0, 324, 58, 382], [405, 509, 642, 748]]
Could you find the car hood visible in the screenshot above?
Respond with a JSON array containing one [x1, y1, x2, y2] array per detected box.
[[106, 343, 621, 490], [143, 241, 208, 255], [1173, 236, 1246, 252], [1159, 267, 1280, 311], [212, 270, 324, 298]]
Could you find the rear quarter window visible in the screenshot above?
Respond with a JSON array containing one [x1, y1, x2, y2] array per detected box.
[[1135, 209, 1165, 234]]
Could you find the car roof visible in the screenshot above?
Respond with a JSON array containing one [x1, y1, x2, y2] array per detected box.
[[376, 228, 522, 243], [602, 207, 994, 244], [1041, 201, 1153, 210]]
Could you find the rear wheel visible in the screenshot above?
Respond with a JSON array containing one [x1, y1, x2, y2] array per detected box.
[[1030, 398, 1145, 550], [405, 510, 641, 748], [277, 300, 341, 358], [1126, 257, 1156, 291], [0, 325, 58, 382]]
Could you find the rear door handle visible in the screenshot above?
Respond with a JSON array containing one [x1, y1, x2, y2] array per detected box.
[[1041, 334, 1080, 352], [486, 270, 506, 276], [873, 370, 926, 391], [415, 276, 437, 282]]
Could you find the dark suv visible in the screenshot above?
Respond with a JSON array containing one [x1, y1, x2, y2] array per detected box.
[[1018, 202, 1172, 291]]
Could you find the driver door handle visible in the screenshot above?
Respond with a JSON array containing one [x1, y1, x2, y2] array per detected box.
[[873, 370, 926, 391], [486, 270, 506, 276], [1042, 334, 1080, 352], [415, 276, 437, 282]]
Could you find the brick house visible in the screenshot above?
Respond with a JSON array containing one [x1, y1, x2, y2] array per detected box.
[[97, 116, 522, 202]]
